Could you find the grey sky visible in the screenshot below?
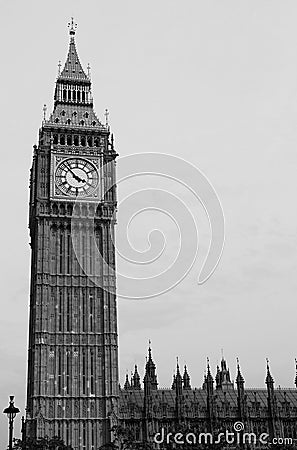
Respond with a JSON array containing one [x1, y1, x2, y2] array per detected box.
[[1, 0, 297, 444]]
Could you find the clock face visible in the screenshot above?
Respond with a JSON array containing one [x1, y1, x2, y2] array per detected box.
[[55, 158, 99, 198]]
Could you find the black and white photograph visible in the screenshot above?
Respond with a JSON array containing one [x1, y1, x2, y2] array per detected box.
[[1, 1, 297, 449]]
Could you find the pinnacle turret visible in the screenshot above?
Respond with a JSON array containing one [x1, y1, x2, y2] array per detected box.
[[132, 365, 141, 390], [143, 342, 158, 390], [236, 358, 245, 385], [265, 359, 274, 387], [183, 365, 191, 390]]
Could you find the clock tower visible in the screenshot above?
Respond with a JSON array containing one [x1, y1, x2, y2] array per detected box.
[[26, 20, 119, 449]]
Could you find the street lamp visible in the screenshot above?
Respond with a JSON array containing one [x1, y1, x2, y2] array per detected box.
[[3, 396, 20, 450]]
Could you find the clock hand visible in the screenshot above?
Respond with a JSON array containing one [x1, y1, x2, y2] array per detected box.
[[67, 166, 86, 183]]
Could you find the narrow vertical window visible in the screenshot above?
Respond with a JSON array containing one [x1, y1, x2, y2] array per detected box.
[[91, 423, 95, 449], [82, 422, 87, 449], [58, 349, 62, 395], [66, 234, 71, 274], [82, 351, 87, 395], [58, 291, 63, 332], [66, 291, 71, 332], [82, 291, 87, 332], [89, 235, 93, 275], [82, 234, 86, 272], [66, 351, 70, 394], [89, 294, 94, 332], [90, 350, 95, 395], [59, 232, 64, 273], [77, 90, 81, 102], [73, 291, 78, 332], [57, 421, 62, 437], [66, 422, 70, 444]]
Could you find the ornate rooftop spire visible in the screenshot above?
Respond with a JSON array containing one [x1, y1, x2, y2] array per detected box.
[[124, 373, 130, 390], [132, 364, 141, 390], [265, 358, 274, 386], [295, 359, 297, 388], [144, 342, 158, 389], [236, 358, 245, 385], [183, 365, 191, 390], [58, 20, 88, 82]]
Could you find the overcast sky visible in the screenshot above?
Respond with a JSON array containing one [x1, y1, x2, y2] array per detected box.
[[1, 0, 297, 444]]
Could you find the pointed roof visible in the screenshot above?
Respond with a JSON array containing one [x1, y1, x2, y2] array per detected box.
[[205, 358, 214, 383], [143, 342, 158, 389], [175, 358, 182, 381], [124, 373, 131, 390], [58, 18, 88, 82], [265, 359, 274, 385], [132, 365, 141, 390], [183, 365, 191, 390], [171, 374, 176, 390], [236, 358, 245, 384]]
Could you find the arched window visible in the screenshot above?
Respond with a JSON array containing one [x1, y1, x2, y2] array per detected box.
[[87, 136, 93, 147], [61, 110, 66, 116], [66, 119, 71, 125], [81, 136, 86, 146], [82, 91, 85, 102], [84, 112, 89, 118], [80, 120, 85, 126], [94, 138, 99, 147], [68, 90, 71, 101], [74, 135, 79, 146], [53, 134, 58, 145], [63, 90, 66, 101], [55, 118, 59, 123], [67, 135, 72, 146], [73, 90, 76, 102], [60, 135, 65, 145], [72, 111, 77, 117], [77, 91, 81, 102]]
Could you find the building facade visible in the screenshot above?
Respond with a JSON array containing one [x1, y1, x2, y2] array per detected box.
[[25, 21, 297, 450], [26, 20, 118, 449], [120, 349, 297, 448]]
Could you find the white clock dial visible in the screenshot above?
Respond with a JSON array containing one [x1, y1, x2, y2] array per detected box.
[[55, 158, 99, 197]]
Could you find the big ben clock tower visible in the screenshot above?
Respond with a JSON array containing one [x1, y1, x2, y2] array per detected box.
[[26, 19, 119, 449]]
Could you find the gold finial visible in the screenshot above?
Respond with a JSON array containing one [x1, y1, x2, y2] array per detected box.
[[58, 60, 61, 76], [68, 17, 77, 36], [87, 63, 91, 79]]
